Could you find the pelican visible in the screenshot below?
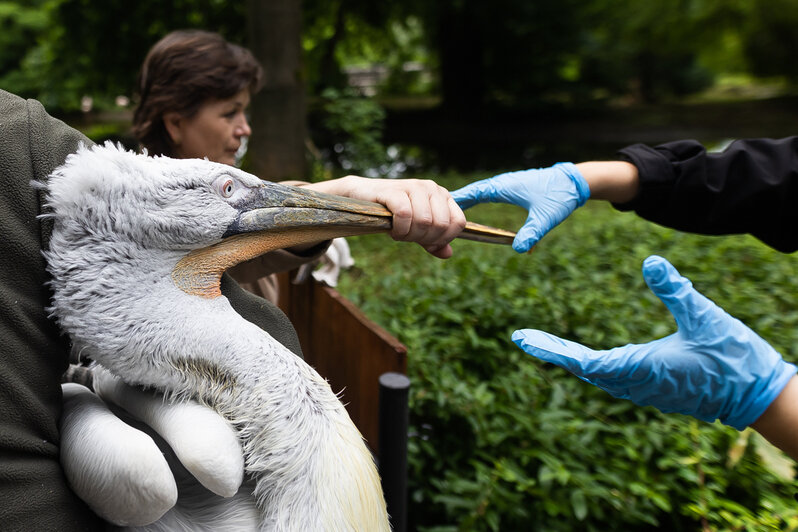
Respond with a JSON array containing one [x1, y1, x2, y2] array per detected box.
[[44, 143, 514, 530]]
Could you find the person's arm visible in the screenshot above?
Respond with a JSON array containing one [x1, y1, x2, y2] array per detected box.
[[450, 163, 591, 252], [750, 375, 798, 461], [574, 161, 639, 203], [255, 176, 464, 259], [449, 160, 639, 253], [451, 137, 798, 253], [512, 255, 797, 452], [616, 137, 798, 252], [232, 173, 467, 284], [304, 175, 466, 259], [0, 89, 105, 531]]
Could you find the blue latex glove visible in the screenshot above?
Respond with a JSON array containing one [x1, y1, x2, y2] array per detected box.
[[449, 163, 590, 252], [512, 255, 797, 430]]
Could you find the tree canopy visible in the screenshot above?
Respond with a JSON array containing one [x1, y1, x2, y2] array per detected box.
[[2, 0, 797, 112]]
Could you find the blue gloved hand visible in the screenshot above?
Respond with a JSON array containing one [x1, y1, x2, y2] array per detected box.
[[512, 255, 797, 430], [449, 163, 590, 252]]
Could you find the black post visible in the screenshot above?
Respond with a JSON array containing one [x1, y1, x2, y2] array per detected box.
[[378, 372, 410, 532]]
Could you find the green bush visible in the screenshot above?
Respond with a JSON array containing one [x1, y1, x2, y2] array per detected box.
[[313, 88, 388, 177], [337, 180, 798, 531]]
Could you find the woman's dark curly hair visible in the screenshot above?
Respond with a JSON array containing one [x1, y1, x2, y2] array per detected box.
[[132, 30, 263, 157]]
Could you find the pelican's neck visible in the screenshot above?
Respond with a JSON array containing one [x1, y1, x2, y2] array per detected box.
[[171, 225, 388, 298]]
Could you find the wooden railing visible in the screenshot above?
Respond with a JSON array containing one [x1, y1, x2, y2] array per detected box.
[[275, 271, 407, 451]]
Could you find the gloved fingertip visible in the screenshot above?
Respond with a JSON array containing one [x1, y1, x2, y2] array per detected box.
[[449, 187, 482, 210], [448, 189, 467, 202], [642, 255, 683, 293], [642, 254, 668, 277], [511, 239, 532, 254], [512, 329, 567, 353], [510, 329, 526, 345], [512, 329, 594, 377], [454, 199, 476, 210], [642, 255, 714, 333], [512, 227, 539, 253], [512, 329, 546, 353]]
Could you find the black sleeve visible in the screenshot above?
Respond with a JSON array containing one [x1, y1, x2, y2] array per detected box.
[[613, 137, 798, 253]]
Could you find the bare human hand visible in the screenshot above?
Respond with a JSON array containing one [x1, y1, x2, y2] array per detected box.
[[306, 175, 466, 258]]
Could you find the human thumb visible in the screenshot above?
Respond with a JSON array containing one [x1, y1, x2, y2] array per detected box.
[[511, 219, 543, 253], [642, 255, 717, 334]]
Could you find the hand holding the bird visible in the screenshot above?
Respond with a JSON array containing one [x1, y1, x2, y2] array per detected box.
[[512, 255, 797, 430], [306, 176, 467, 258], [450, 163, 590, 252], [60, 369, 246, 526]]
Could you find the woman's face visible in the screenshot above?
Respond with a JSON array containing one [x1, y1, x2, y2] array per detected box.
[[167, 89, 252, 166]]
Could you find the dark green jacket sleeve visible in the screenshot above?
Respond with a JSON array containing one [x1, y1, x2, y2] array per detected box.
[[0, 89, 103, 531], [221, 273, 302, 357]]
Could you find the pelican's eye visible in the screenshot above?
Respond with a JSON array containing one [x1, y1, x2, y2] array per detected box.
[[221, 179, 235, 198], [212, 175, 239, 199]]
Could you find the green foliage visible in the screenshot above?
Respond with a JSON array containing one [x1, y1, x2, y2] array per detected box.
[[740, 0, 798, 81], [377, 18, 434, 97], [313, 88, 388, 177], [0, 0, 247, 111], [299, 0, 798, 108], [0, 1, 48, 76], [3, 0, 798, 114], [337, 182, 798, 530], [574, 0, 729, 103], [0, 0, 58, 102]]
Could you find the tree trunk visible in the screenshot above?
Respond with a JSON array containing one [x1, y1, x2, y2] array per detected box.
[[247, 0, 307, 180]]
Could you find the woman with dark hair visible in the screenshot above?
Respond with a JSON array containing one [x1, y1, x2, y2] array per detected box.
[[133, 30, 261, 165]]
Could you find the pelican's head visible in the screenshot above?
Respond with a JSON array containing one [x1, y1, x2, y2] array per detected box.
[[44, 143, 397, 298], [46, 142, 398, 248]]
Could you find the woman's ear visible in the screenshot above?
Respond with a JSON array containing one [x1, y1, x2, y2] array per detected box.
[[163, 112, 183, 146]]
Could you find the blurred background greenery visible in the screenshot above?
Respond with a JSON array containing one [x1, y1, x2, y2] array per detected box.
[[4, 0, 798, 529], [340, 188, 798, 531], [4, 0, 798, 176]]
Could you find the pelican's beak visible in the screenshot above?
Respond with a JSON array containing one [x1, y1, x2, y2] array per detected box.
[[173, 182, 515, 298], [224, 182, 394, 238], [225, 181, 516, 245]]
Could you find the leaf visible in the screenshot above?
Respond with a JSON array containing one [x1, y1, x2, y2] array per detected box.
[[752, 432, 796, 481], [571, 490, 588, 521]]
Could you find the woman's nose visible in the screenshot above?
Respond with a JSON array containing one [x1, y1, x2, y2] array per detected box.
[[235, 116, 252, 137]]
